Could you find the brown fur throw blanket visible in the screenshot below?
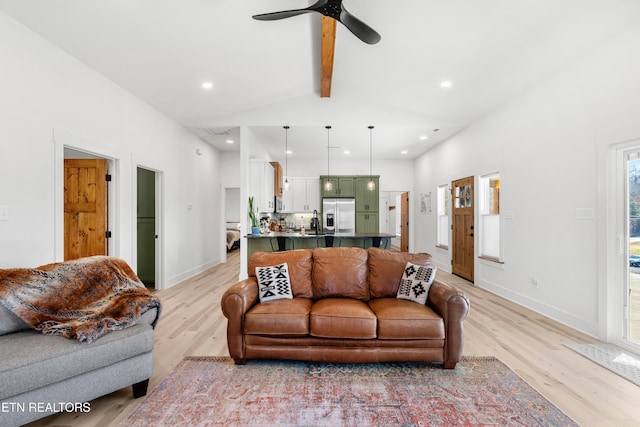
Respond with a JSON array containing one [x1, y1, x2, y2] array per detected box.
[[0, 256, 161, 343]]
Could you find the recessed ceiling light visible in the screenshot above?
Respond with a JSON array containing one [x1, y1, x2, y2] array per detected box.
[[226, 139, 234, 144], [401, 150, 408, 155], [202, 81, 214, 90], [440, 80, 452, 88], [286, 150, 292, 154], [419, 135, 428, 140], [344, 150, 351, 155]]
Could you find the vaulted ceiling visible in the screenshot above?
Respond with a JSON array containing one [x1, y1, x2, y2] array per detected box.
[[1, 0, 639, 160]]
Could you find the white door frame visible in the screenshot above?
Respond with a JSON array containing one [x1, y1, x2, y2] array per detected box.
[[53, 129, 124, 261], [608, 141, 640, 354], [132, 160, 165, 290]]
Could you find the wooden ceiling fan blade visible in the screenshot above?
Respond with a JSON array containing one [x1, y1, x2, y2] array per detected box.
[[339, 9, 381, 44]]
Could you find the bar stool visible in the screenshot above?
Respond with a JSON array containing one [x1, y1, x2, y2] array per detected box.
[[317, 235, 341, 248], [269, 236, 295, 252], [363, 237, 388, 249]]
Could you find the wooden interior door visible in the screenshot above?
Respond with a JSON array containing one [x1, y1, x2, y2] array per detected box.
[[451, 176, 474, 282], [64, 159, 108, 260], [400, 192, 409, 252]]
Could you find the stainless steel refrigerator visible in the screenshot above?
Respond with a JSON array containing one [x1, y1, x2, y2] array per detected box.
[[322, 198, 355, 234]]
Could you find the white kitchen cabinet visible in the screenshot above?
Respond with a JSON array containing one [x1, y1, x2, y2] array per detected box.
[[249, 159, 275, 213], [279, 177, 320, 212], [281, 180, 294, 212], [293, 178, 320, 212]]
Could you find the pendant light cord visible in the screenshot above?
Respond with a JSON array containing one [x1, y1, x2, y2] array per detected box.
[[368, 125, 375, 191], [284, 125, 289, 186], [369, 125, 373, 180], [326, 125, 331, 178]]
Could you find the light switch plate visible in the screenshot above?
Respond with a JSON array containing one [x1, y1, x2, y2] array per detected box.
[[0, 206, 8, 221], [575, 208, 594, 220]]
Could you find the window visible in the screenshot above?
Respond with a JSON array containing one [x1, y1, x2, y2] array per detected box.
[[479, 172, 501, 261], [436, 184, 450, 248]]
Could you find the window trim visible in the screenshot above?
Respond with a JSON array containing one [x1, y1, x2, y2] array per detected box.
[[436, 183, 450, 250], [478, 171, 502, 262]]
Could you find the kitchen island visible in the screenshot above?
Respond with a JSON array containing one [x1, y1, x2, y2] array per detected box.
[[245, 231, 394, 257]]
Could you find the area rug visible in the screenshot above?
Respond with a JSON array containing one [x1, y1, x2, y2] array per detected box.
[[565, 342, 640, 386], [121, 356, 578, 427]]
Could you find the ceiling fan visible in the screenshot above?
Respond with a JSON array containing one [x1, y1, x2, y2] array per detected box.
[[252, 0, 381, 45]]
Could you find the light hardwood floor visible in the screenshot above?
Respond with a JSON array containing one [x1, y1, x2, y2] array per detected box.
[[26, 250, 640, 426]]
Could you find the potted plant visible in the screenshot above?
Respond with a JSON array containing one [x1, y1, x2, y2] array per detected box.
[[248, 196, 260, 236]]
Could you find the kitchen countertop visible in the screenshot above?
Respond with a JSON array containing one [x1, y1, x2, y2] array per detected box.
[[245, 231, 395, 239]]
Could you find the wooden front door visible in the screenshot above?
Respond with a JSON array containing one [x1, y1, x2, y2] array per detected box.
[[400, 192, 409, 252], [64, 159, 108, 260], [451, 176, 474, 282]]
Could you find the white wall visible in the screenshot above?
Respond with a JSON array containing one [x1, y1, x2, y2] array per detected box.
[[220, 151, 240, 189], [0, 12, 223, 288], [225, 188, 241, 222], [413, 22, 640, 337]]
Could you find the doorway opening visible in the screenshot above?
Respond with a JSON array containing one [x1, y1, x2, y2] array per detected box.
[[379, 191, 409, 251], [136, 167, 157, 290]]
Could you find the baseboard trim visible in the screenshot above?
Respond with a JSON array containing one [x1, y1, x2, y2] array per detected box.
[[166, 257, 221, 288]]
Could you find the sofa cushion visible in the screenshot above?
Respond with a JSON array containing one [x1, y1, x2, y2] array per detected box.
[[369, 298, 445, 340], [397, 262, 437, 305], [245, 298, 312, 336], [256, 263, 293, 303], [312, 247, 369, 300], [249, 250, 313, 299], [0, 323, 154, 400], [0, 303, 29, 336], [368, 247, 433, 299], [310, 298, 377, 339]]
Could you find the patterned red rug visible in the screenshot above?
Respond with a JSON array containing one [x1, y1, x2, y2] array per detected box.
[[121, 356, 577, 426]]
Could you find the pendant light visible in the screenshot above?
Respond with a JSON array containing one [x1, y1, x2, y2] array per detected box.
[[283, 126, 290, 191], [367, 125, 376, 191], [324, 125, 333, 192]]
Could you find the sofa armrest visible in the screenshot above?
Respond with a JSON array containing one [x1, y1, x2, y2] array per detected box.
[[136, 307, 160, 329], [427, 280, 470, 368], [221, 278, 259, 364]]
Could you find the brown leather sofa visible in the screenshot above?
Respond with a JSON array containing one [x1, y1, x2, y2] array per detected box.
[[221, 247, 470, 369]]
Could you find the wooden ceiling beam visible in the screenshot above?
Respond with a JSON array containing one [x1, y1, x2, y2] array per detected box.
[[320, 16, 337, 98]]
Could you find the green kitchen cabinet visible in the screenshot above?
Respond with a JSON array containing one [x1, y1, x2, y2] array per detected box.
[[355, 177, 379, 212], [356, 212, 379, 233], [320, 176, 355, 198]]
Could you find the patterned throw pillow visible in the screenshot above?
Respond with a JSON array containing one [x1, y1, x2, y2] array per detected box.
[[396, 262, 437, 305], [256, 263, 293, 303]]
